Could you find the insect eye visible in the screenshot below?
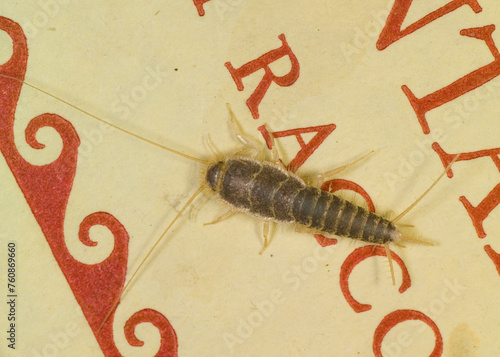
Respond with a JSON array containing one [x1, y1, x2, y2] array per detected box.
[[206, 161, 224, 191]]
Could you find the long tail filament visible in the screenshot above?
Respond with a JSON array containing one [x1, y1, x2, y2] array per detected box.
[[392, 153, 460, 223]]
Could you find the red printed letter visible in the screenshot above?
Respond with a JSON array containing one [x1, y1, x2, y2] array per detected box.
[[377, 0, 482, 50], [225, 34, 300, 119], [485, 245, 500, 276], [403, 25, 500, 134], [193, 0, 211, 16], [461, 184, 500, 239], [340, 246, 411, 313], [373, 310, 443, 357], [258, 124, 335, 173], [433, 142, 500, 238]]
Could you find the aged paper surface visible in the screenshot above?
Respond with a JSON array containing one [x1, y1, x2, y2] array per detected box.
[[1, 1, 499, 356]]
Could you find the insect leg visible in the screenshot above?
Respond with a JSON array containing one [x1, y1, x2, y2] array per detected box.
[[384, 244, 396, 285], [259, 220, 276, 255], [203, 209, 238, 226], [263, 124, 286, 168], [226, 104, 261, 157], [256, 124, 282, 254]]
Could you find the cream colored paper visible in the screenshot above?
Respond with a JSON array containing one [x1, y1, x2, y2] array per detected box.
[[1, 1, 499, 356]]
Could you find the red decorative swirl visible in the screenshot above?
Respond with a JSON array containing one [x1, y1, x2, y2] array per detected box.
[[0, 17, 177, 356], [125, 309, 178, 356]]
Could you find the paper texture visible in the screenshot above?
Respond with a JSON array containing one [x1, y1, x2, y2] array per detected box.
[[1, 1, 499, 356]]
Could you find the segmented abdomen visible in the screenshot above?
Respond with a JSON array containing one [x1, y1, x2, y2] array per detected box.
[[206, 158, 396, 244]]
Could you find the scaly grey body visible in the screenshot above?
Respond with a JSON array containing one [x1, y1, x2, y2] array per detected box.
[[206, 157, 399, 244]]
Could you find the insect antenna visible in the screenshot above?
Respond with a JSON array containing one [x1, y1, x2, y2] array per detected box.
[[98, 185, 205, 333], [0, 74, 207, 164], [391, 153, 460, 224], [1, 74, 211, 330]]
